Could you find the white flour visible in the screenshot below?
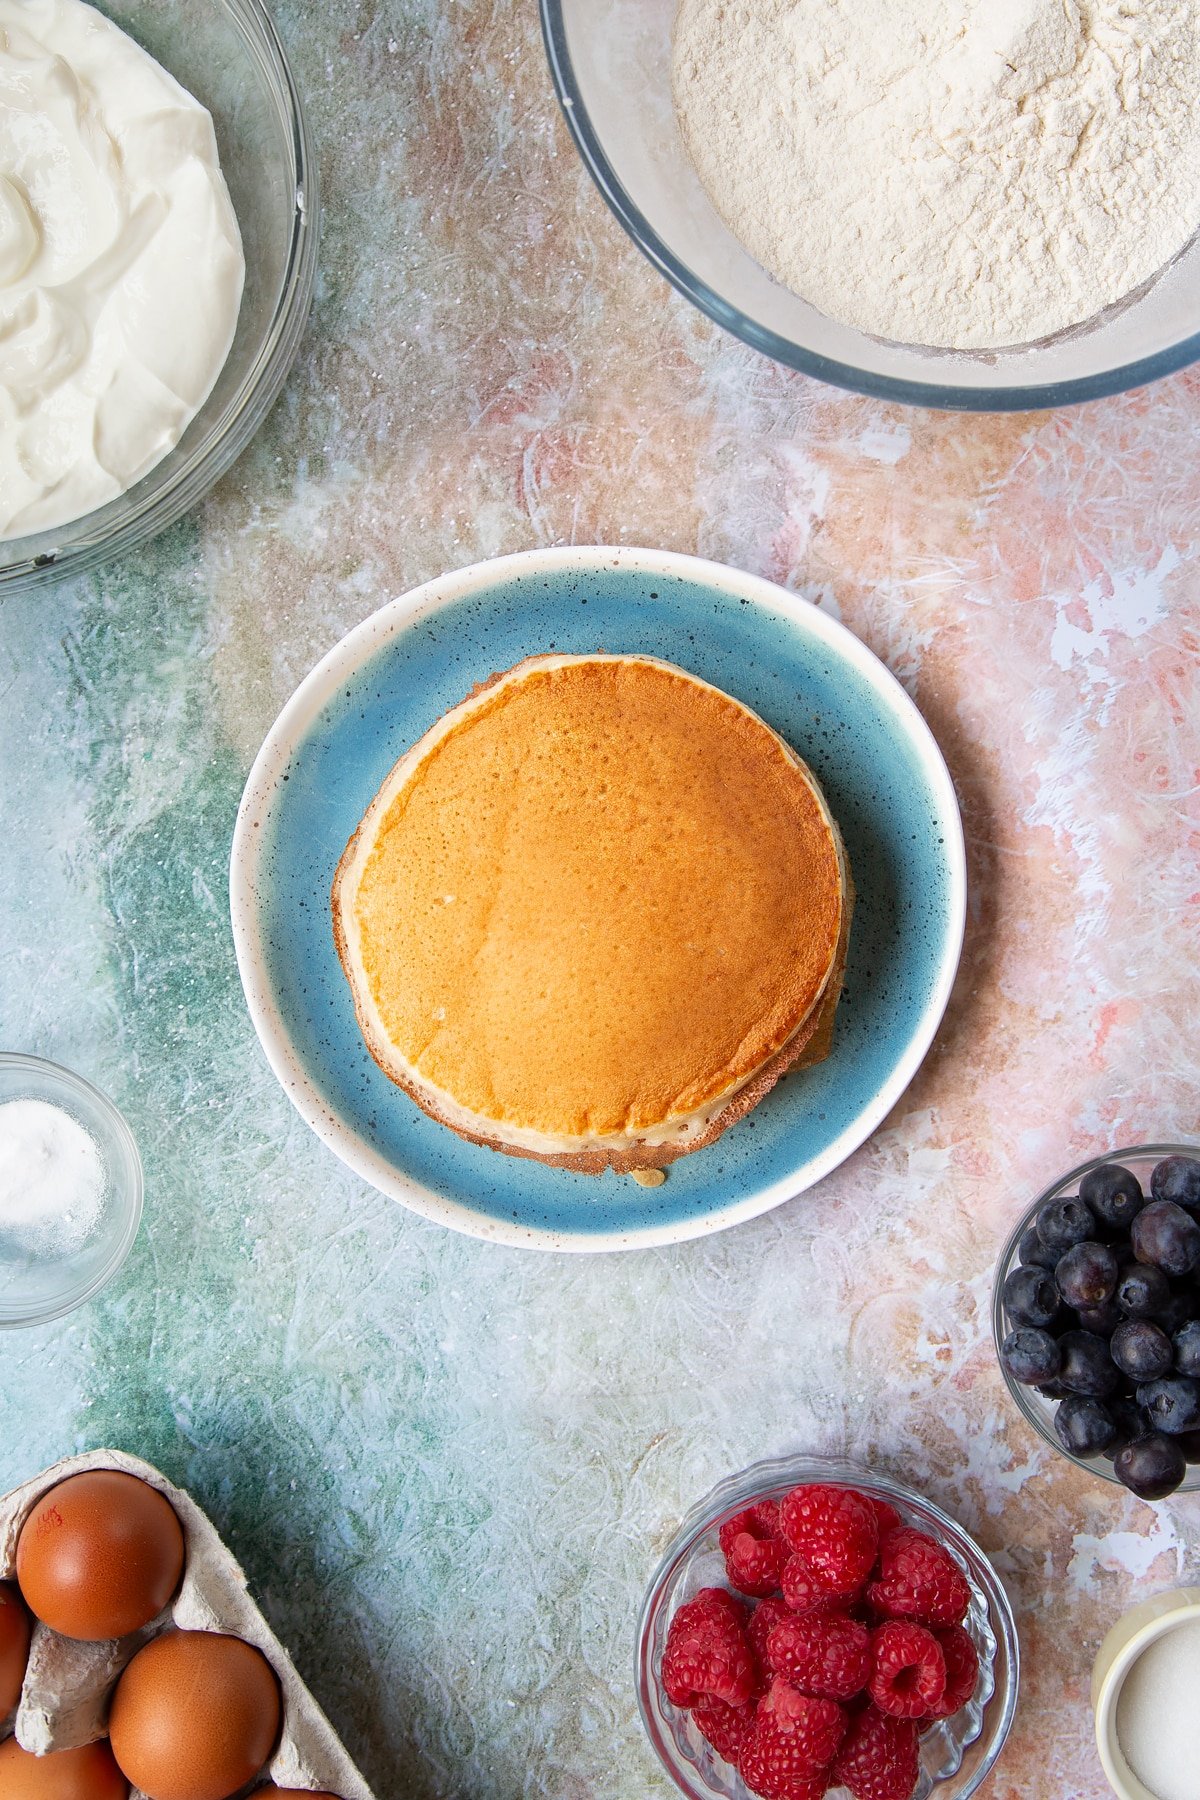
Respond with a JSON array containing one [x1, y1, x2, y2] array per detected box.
[[672, 0, 1200, 349]]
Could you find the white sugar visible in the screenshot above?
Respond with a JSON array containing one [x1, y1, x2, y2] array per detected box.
[[1116, 1619, 1200, 1800], [0, 1099, 106, 1259]]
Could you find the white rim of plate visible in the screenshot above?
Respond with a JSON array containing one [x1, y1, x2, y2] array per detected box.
[[229, 545, 967, 1252]]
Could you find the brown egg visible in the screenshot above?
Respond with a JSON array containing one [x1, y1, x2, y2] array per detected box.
[[255, 1791, 343, 1799], [0, 1736, 129, 1800], [16, 1471, 185, 1641], [110, 1629, 281, 1800], [0, 1579, 32, 1713]]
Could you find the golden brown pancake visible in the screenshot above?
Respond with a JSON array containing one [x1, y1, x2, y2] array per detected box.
[[333, 653, 851, 1173]]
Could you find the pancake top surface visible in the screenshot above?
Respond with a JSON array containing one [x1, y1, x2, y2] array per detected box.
[[343, 655, 844, 1139]]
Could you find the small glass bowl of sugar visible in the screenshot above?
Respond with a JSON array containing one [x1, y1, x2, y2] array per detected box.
[[1093, 1589, 1200, 1800], [0, 1053, 143, 1328]]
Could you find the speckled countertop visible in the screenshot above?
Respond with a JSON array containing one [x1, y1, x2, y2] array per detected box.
[[2, 4, 1200, 1798]]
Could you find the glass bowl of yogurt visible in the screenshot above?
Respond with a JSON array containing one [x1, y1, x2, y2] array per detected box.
[[0, 1053, 143, 1328], [635, 1453, 1019, 1800], [0, 0, 317, 593], [541, 0, 1200, 410]]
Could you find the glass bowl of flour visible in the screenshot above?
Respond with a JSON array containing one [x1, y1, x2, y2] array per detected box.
[[0, 0, 317, 595], [0, 1054, 143, 1328], [541, 0, 1200, 410]]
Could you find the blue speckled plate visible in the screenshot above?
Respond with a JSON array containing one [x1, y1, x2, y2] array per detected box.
[[230, 548, 965, 1251]]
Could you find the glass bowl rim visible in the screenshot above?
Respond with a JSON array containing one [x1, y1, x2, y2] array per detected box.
[[0, 0, 319, 596], [0, 1051, 144, 1328], [538, 0, 1200, 413], [991, 1140, 1200, 1490], [634, 1451, 1020, 1800]]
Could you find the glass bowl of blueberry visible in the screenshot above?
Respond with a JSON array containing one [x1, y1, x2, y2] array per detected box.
[[636, 1454, 1018, 1800], [993, 1145, 1200, 1501]]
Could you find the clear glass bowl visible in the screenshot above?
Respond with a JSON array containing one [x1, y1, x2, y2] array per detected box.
[[992, 1143, 1200, 1494], [540, 0, 1200, 411], [636, 1454, 1019, 1800], [0, 0, 317, 595], [0, 1053, 143, 1328]]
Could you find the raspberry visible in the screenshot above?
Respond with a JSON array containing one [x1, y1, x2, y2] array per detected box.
[[692, 1694, 758, 1764], [760, 1677, 847, 1756], [921, 1625, 979, 1721], [768, 1610, 872, 1701], [832, 1704, 920, 1800], [720, 1502, 790, 1598], [739, 1679, 847, 1799], [720, 1499, 781, 1554], [740, 1759, 829, 1800], [867, 1529, 971, 1629], [868, 1621, 946, 1719], [693, 1585, 750, 1624], [781, 1554, 845, 1615], [663, 1590, 757, 1708], [869, 1499, 902, 1541], [779, 1486, 878, 1598], [749, 1597, 794, 1671], [739, 1757, 829, 1800]]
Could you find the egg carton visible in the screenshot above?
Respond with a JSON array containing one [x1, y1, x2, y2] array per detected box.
[[0, 1449, 375, 1800]]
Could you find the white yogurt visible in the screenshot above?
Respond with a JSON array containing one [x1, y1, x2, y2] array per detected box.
[[0, 0, 245, 540]]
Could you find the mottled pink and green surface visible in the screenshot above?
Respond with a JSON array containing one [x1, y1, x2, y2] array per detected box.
[[2, 3, 1199, 1797]]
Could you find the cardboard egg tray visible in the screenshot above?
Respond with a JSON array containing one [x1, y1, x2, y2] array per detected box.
[[0, 1449, 375, 1800]]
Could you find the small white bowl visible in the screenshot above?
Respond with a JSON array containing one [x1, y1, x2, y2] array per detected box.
[[0, 1054, 143, 1328], [1092, 1589, 1200, 1800]]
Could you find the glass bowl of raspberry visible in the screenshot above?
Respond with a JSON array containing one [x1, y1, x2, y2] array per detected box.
[[635, 1455, 1018, 1800], [993, 1144, 1200, 1502]]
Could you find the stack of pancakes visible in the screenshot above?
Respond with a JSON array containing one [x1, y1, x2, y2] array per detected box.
[[333, 653, 852, 1173]]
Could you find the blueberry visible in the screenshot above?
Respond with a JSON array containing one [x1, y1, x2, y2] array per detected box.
[[1151, 1156, 1200, 1214], [1076, 1300, 1123, 1338], [1055, 1241, 1118, 1310], [1018, 1225, 1059, 1270], [1137, 1377, 1200, 1435], [1174, 1319, 1200, 1378], [1131, 1202, 1200, 1277], [1156, 1289, 1200, 1334], [1081, 1163, 1144, 1232], [1111, 1320, 1174, 1382], [1000, 1327, 1062, 1386], [1116, 1263, 1171, 1319], [1175, 1427, 1200, 1464], [1102, 1396, 1152, 1458], [1058, 1330, 1121, 1397], [1002, 1264, 1062, 1330], [1036, 1379, 1069, 1400], [1114, 1434, 1187, 1500], [1054, 1394, 1116, 1458], [1037, 1196, 1097, 1253]]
